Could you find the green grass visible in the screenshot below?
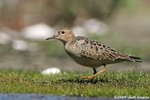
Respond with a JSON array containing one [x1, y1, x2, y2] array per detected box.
[[0, 70, 150, 97]]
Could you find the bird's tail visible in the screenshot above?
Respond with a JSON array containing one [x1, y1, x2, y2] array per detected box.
[[118, 53, 142, 62], [128, 55, 142, 62]]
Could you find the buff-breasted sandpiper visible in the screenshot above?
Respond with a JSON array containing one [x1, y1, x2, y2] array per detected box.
[[46, 28, 142, 80]]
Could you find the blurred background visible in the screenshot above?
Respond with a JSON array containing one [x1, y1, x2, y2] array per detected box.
[[0, 0, 150, 73]]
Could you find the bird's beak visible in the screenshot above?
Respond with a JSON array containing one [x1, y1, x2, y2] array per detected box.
[[46, 35, 56, 40]]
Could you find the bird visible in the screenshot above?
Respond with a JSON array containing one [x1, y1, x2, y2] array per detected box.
[[46, 28, 142, 80]]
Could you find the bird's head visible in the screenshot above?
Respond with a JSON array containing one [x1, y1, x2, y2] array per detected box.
[[46, 28, 75, 44]]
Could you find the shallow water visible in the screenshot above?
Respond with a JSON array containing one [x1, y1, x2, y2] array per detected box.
[[0, 93, 109, 100]]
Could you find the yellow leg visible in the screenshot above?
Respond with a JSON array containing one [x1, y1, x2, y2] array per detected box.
[[81, 66, 108, 80]]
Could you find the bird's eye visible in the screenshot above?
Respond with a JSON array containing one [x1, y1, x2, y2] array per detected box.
[[61, 31, 65, 34]]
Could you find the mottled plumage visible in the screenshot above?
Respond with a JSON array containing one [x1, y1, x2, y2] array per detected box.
[[65, 36, 141, 67], [46, 28, 142, 80]]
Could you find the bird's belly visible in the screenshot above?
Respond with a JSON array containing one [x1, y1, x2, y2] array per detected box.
[[69, 55, 107, 68], [66, 50, 121, 68]]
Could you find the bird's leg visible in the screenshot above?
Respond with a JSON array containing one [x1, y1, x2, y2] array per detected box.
[[81, 66, 108, 80], [93, 68, 97, 74]]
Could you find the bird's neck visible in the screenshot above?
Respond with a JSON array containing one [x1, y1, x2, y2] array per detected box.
[[63, 36, 76, 45]]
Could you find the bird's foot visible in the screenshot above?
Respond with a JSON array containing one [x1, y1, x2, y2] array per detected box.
[[80, 66, 109, 81], [80, 75, 95, 80]]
